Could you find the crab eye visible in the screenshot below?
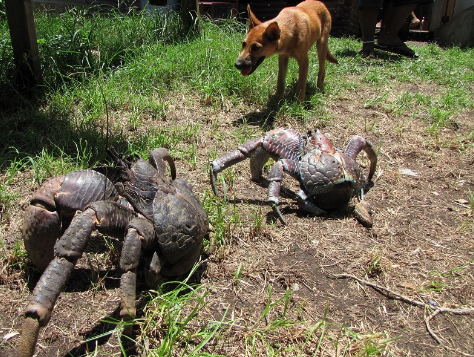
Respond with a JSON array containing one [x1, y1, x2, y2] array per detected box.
[[251, 43, 261, 51]]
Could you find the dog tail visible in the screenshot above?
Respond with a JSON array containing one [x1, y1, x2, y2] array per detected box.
[[326, 51, 338, 64]]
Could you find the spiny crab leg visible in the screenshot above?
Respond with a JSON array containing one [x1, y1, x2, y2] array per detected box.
[[17, 202, 136, 356]]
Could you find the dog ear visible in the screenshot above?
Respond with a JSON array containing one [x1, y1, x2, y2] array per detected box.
[[247, 5, 261, 30], [264, 22, 281, 42]]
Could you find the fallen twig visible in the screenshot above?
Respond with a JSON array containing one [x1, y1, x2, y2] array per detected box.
[[332, 273, 474, 355], [332, 273, 474, 315]]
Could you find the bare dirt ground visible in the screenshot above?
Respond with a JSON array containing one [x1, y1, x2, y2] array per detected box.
[[1, 60, 474, 356]]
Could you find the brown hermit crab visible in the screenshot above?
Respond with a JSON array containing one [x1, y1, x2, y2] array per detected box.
[[17, 148, 209, 357], [210, 128, 377, 226]]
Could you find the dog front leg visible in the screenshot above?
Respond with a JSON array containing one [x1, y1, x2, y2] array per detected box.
[[276, 55, 289, 96], [296, 55, 309, 102]]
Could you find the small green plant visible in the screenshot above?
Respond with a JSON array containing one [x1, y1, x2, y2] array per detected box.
[[0, 183, 17, 222], [26, 147, 81, 184], [421, 271, 448, 292], [245, 286, 302, 354], [467, 189, 474, 213], [5, 241, 28, 271], [234, 262, 244, 285], [248, 205, 265, 237], [0, 155, 26, 220], [364, 249, 384, 278], [341, 327, 397, 356], [202, 190, 241, 251]]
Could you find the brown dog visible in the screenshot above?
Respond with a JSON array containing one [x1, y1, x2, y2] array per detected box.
[[235, 0, 338, 102]]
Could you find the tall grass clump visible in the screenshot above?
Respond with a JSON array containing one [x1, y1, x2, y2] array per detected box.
[[34, 6, 190, 89], [0, 5, 195, 171]]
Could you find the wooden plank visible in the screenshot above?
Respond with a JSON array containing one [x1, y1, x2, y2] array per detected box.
[[5, 0, 41, 88]]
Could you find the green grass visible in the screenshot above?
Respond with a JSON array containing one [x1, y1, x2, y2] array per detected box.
[[1, 6, 474, 356], [1, 11, 473, 170]]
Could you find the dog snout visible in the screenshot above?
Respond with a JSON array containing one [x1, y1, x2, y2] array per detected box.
[[235, 58, 247, 70]]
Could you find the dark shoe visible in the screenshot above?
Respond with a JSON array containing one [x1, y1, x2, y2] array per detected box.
[[360, 41, 376, 59], [359, 49, 376, 59], [375, 42, 419, 59]]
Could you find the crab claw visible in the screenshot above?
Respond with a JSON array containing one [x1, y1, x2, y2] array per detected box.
[[353, 200, 373, 228]]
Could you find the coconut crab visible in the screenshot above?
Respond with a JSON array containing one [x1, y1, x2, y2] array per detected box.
[[17, 148, 209, 357], [210, 128, 377, 226]]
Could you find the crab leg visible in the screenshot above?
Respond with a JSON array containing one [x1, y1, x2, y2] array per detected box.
[[267, 161, 286, 224], [345, 136, 377, 182], [210, 137, 265, 198], [119, 217, 157, 335], [148, 148, 177, 180], [267, 158, 304, 224], [17, 202, 136, 357]]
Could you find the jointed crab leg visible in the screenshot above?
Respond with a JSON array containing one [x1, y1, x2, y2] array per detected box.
[[119, 218, 157, 335], [267, 160, 286, 224], [267, 158, 303, 225], [18, 202, 136, 357], [210, 137, 267, 198], [210, 149, 246, 198], [345, 136, 377, 182]]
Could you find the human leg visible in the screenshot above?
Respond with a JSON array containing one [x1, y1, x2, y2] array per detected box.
[[358, 7, 379, 58], [377, 3, 416, 45], [358, 0, 382, 58], [376, 2, 418, 57]]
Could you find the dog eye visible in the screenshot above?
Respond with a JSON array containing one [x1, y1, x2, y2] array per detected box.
[[242, 42, 246, 49], [251, 43, 261, 51]]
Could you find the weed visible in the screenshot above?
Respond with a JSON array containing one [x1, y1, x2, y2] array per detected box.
[[421, 271, 448, 293], [202, 190, 240, 250], [234, 262, 244, 285], [365, 248, 384, 278], [4, 241, 28, 271], [467, 189, 474, 212], [137, 265, 219, 355], [248, 205, 265, 237]]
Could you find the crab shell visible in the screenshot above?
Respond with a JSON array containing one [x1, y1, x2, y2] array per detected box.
[[299, 148, 365, 210]]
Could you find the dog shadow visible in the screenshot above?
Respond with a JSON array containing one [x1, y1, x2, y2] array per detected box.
[[234, 108, 276, 128], [231, 94, 302, 129]]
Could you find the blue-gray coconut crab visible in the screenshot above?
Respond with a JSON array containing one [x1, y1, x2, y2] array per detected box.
[[210, 128, 377, 226], [17, 148, 209, 357]]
